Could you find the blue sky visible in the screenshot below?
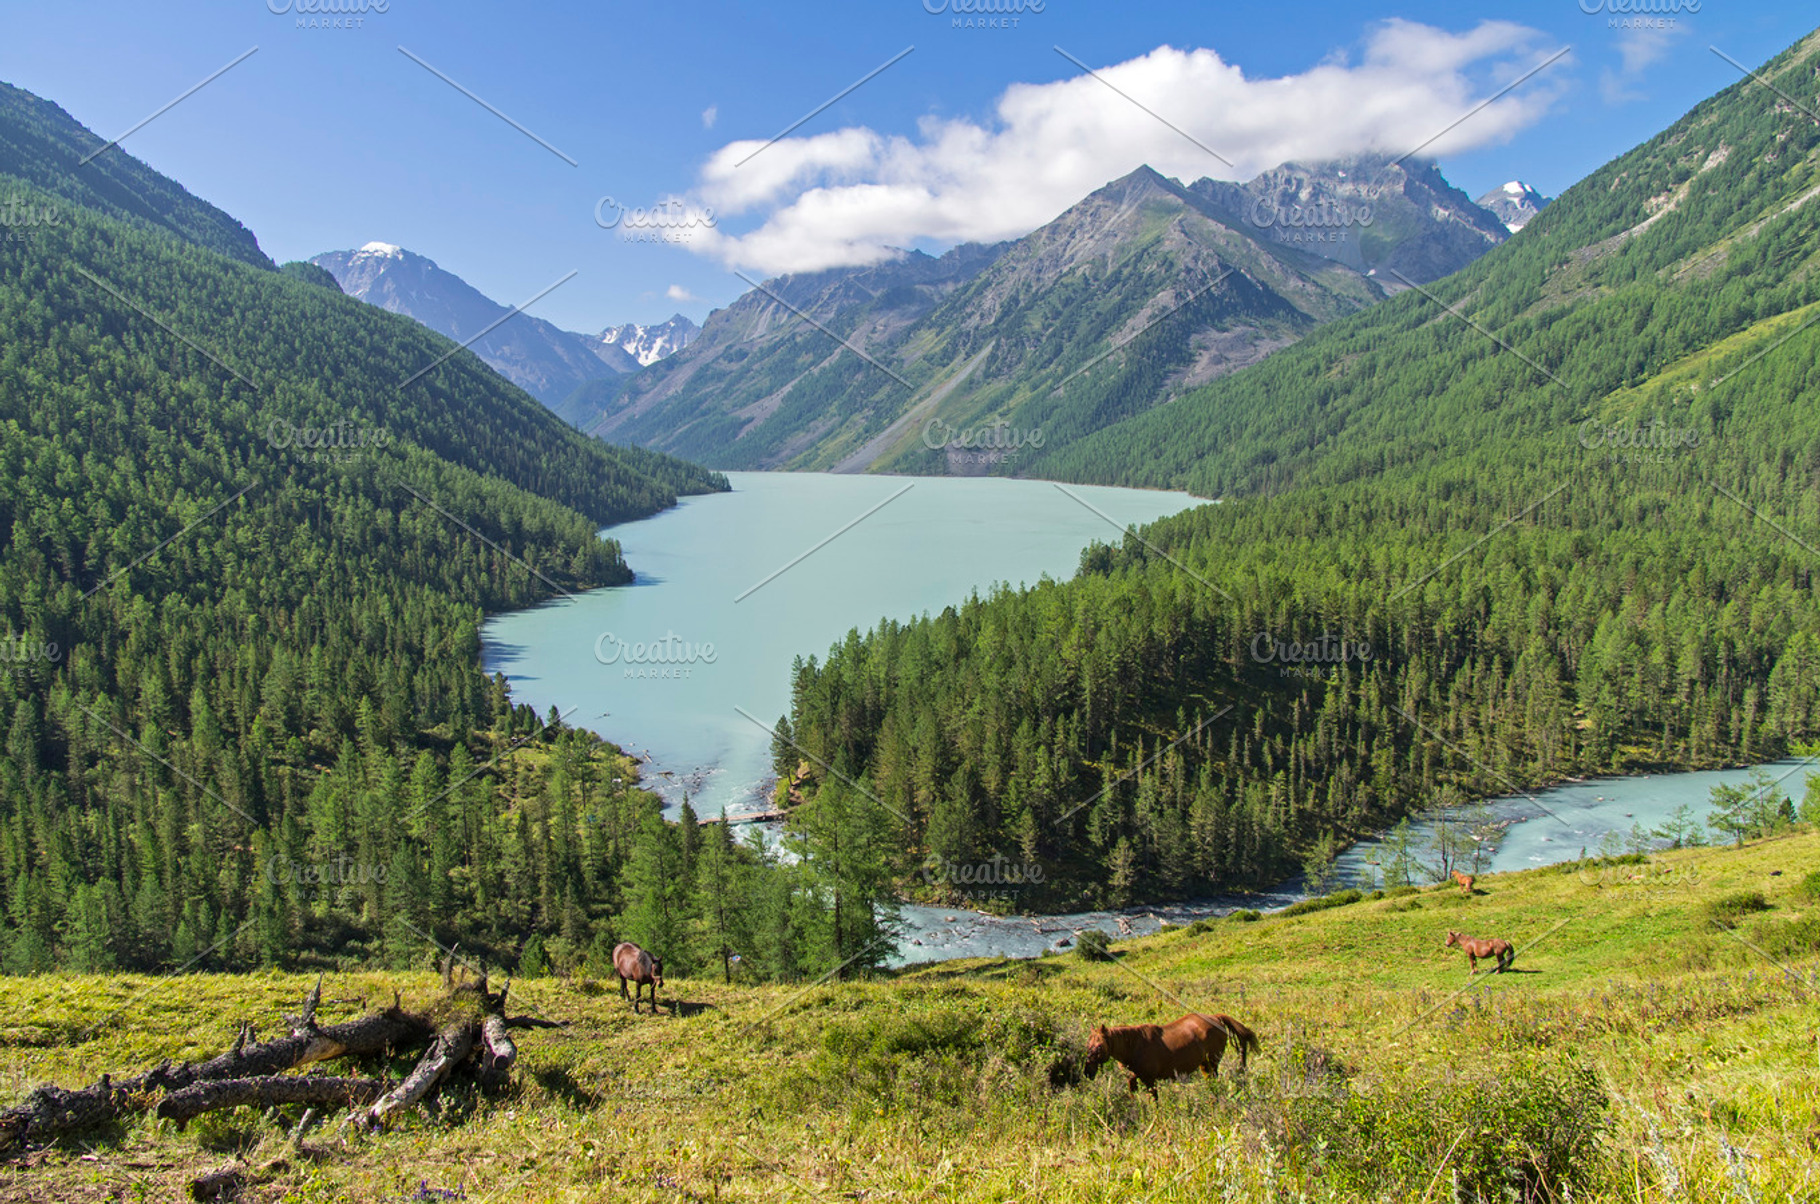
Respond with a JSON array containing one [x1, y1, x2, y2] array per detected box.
[[2, 1, 1812, 332]]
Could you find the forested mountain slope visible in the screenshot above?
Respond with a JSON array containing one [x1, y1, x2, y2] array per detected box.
[[0, 80, 272, 270], [1027, 32, 1820, 493], [779, 29, 1820, 909], [590, 161, 1514, 472], [0, 85, 746, 973]]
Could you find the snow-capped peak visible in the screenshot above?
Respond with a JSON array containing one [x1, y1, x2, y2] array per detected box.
[[357, 241, 404, 257], [1475, 181, 1551, 234], [598, 313, 700, 367]]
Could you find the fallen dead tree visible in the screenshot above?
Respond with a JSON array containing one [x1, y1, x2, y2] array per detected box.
[[0, 950, 555, 1156]]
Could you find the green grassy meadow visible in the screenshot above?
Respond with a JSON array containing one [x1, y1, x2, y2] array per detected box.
[[5, 832, 1818, 1202]]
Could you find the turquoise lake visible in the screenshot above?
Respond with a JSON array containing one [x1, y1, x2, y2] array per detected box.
[[481, 472, 1201, 820], [481, 471, 1810, 963]]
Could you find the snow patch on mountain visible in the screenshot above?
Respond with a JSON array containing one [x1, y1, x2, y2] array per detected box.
[[599, 314, 700, 366], [1475, 181, 1551, 233]]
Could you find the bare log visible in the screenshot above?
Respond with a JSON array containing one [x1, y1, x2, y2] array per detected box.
[[2, 968, 542, 1154], [481, 1016, 516, 1069], [0, 981, 431, 1154], [157, 1075, 387, 1126], [358, 1021, 477, 1131], [477, 1015, 517, 1092], [188, 1160, 246, 1200]]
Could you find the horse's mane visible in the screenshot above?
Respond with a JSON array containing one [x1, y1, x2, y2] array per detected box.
[[1104, 1024, 1159, 1053]]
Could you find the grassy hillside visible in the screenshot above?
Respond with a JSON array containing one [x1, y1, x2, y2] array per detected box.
[[5, 831, 1815, 1201]]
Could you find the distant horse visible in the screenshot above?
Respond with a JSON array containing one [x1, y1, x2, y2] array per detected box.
[[1083, 1013, 1260, 1097], [1451, 870, 1476, 894], [1444, 930, 1515, 975], [613, 941, 665, 1014]]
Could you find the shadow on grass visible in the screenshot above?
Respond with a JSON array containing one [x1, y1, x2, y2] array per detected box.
[[532, 1064, 603, 1109]]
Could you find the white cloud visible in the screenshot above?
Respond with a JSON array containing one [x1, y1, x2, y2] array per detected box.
[[1600, 24, 1682, 105], [701, 105, 718, 130], [666, 283, 701, 302], [683, 21, 1570, 277]]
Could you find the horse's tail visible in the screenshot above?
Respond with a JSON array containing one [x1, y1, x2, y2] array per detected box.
[[1219, 1015, 1261, 1055]]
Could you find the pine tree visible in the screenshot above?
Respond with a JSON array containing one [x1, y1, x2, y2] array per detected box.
[[788, 779, 900, 975], [620, 807, 687, 970], [693, 812, 743, 982]]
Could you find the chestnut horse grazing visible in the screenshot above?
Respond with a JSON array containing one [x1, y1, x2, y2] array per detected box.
[[613, 941, 665, 1014], [1084, 1013, 1260, 1097], [1451, 870, 1475, 894], [1444, 930, 1515, 975]]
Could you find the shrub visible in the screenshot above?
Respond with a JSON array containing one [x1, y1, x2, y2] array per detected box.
[[1382, 884, 1421, 898], [1074, 929, 1113, 961], [1702, 889, 1771, 928], [518, 934, 548, 977], [1746, 913, 1820, 958], [1793, 870, 1820, 905], [1280, 889, 1365, 918], [1186, 918, 1218, 935], [1228, 909, 1262, 923], [1272, 1059, 1609, 1199], [803, 995, 1078, 1110]]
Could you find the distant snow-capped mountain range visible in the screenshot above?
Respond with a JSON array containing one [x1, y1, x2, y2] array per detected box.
[[309, 242, 697, 409], [589, 155, 1539, 471], [1474, 181, 1552, 232], [600, 316, 699, 367], [312, 170, 1531, 437]]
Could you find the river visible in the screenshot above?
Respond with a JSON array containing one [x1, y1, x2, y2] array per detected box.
[[889, 758, 1810, 963]]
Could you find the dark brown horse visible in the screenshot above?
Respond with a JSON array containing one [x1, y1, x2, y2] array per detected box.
[[1444, 930, 1515, 975], [613, 941, 664, 1013], [1083, 1013, 1260, 1097]]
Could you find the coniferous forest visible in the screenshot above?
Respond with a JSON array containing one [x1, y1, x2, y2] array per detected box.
[[779, 31, 1820, 907], [4, 29, 1820, 970], [0, 85, 904, 979], [7, 14, 1820, 1203]]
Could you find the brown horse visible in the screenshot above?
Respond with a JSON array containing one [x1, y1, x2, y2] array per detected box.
[[1083, 1013, 1260, 1097], [1452, 870, 1476, 894], [613, 941, 664, 1013], [1444, 930, 1515, 975]]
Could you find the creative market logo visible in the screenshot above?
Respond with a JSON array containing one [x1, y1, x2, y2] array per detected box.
[[594, 198, 718, 245], [922, 0, 1044, 29], [267, 0, 388, 29], [265, 418, 393, 464], [1251, 632, 1374, 680], [0, 636, 60, 674], [1577, 0, 1698, 30], [594, 631, 718, 681], [1577, 417, 1700, 467], [1, 195, 63, 242], [1247, 194, 1375, 247], [922, 418, 1044, 466]]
